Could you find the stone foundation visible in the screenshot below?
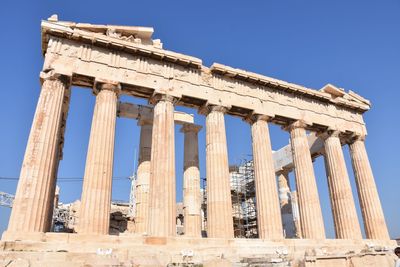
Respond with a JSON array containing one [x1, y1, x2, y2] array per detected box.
[[0, 233, 396, 266]]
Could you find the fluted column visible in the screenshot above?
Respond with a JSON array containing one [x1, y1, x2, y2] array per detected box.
[[45, 96, 69, 232], [147, 94, 177, 237], [291, 191, 302, 238], [6, 73, 70, 235], [78, 83, 119, 235], [288, 121, 325, 239], [248, 115, 283, 239], [134, 119, 153, 234], [349, 135, 390, 240], [322, 131, 362, 239], [277, 169, 296, 238], [181, 123, 202, 238], [200, 105, 234, 238]]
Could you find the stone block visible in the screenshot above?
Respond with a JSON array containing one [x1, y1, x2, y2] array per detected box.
[[144, 237, 167, 245], [203, 258, 232, 267]]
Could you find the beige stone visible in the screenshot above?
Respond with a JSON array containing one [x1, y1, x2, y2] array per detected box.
[[6, 74, 69, 234], [290, 191, 302, 238], [181, 123, 202, 238], [78, 83, 119, 235], [147, 94, 177, 237], [349, 136, 390, 240], [41, 19, 371, 136], [277, 169, 297, 238], [248, 115, 283, 239], [0, 234, 396, 266], [204, 258, 232, 267], [118, 101, 194, 125], [1, 16, 395, 266], [288, 121, 325, 239], [201, 105, 234, 238], [322, 131, 362, 239], [134, 119, 152, 234]]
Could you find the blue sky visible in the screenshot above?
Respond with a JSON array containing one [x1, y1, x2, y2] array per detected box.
[[0, 0, 399, 239]]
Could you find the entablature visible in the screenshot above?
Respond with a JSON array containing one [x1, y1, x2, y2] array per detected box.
[[41, 18, 370, 136]]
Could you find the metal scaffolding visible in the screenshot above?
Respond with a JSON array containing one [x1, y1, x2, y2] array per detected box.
[[0, 191, 14, 208], [201, 177, 207, 236], [230, 159, 258, 238], [201, 158, 258, 239]]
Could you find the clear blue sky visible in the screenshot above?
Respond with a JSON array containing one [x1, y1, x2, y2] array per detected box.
[[0, 0, 399, 239]]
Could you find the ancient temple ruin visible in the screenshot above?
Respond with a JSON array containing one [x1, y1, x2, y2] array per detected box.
[[0, 15, 396, 266]]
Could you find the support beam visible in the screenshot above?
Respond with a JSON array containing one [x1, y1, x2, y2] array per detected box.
[[277, 170, 297, 238], [5, 73, 69, 237], [349, 136, 390, 240], [248, 115, 283, 239], [287, 121, 325, 239], [134, 119, 153, 234], [201, 105, 234, 239], [118, 102, 194, 125], [322, 131, 362, 239], [273, 133, 324, 173], [79, 82, 119, 235], [147, 94, 177, 237], [181, 124, 202, 238]]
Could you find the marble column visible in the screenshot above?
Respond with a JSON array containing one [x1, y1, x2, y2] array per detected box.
[[201, 105, 234, 238], [290, 191, 302, 238], [288, 121, 325, 239], [181, 123, 202, 238], [322, 131, 362, 239], [6, 73, 70, 235], [349, 136, 390, 240], [277, 169, 296, 238], [78, 83, 119, 235], [45, 98, 69, 232], [134, 119, 153, 234], [147, 94, 177, 237], [248, 115, 283, 239]]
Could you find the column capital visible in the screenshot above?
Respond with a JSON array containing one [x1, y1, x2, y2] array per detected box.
[[40, 70, 71, 85], [347, 133, 367, 144], [276, 167, 290, 177], [137, 116, 153, 126], [149, 93, 178, 105], [93, 80, 121, 96], [284, 120, 309, 132], [244, 113, 271, 125], [198, 104, 228, 116], [180, 123, 202, 134], [318, 129, 341, 140]]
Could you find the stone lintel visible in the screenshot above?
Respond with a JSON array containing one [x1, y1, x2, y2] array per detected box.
[[319, 129, 368, 146], [38, 19, 375, 116], [118, 102, 194, 125], [273, 132, 324, 173], [173, 111, 195, 125], [41, 20, 202, 68], [210, 63, 370, 112], [42, 26, 369, 136]]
